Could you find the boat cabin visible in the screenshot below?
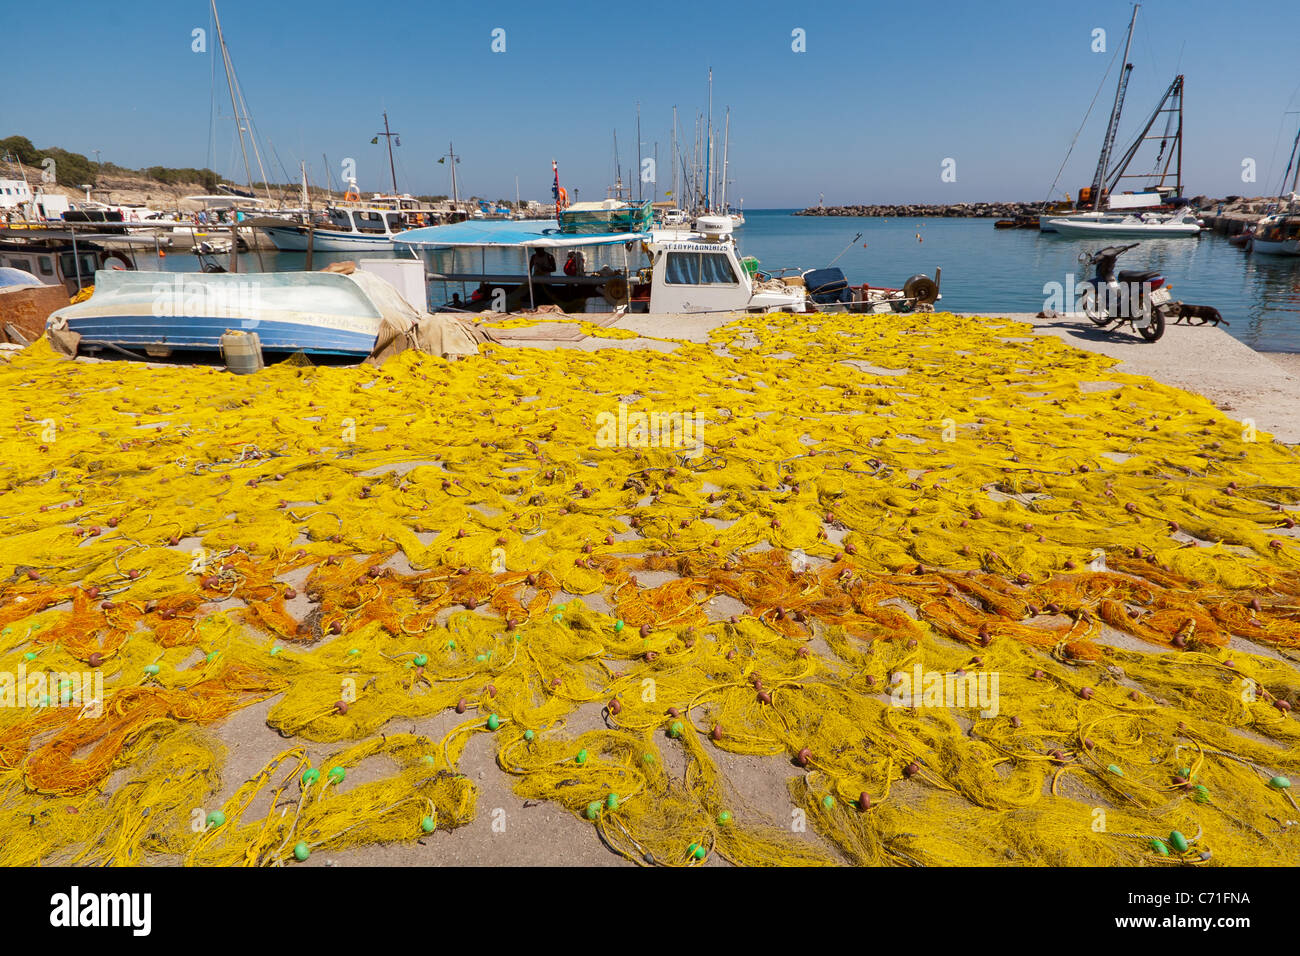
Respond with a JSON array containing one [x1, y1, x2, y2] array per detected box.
[[327, 206, 408, 236], [0, 235, 132, 294]]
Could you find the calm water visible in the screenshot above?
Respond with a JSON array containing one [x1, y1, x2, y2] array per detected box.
[[141, 208, 1300, 353]]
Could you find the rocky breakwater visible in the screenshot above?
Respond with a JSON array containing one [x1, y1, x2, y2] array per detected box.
[[795, 201, 1050, 218]]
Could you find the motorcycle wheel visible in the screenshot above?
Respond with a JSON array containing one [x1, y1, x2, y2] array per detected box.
[[1139, 306, 1166, 342], [1079, 287, 1110, 326]]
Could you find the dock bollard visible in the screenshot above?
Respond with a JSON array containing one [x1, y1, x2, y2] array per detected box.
[[220, 330, 265, 374]]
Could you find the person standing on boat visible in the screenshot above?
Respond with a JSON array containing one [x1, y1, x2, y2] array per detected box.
[[530, 248, 556, 276], [563, 250, 586, 277]]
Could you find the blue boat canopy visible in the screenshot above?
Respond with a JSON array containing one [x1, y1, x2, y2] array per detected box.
[[393, 218, 649, 249]]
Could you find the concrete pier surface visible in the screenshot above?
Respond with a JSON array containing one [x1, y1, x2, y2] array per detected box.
[[481, 309, 1300, 444]]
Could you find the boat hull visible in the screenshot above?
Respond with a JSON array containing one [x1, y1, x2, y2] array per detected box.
[[48, 269, 388, 357], [1047, 218, 1200, 238], [59, 312, 380, 356], [262, 226, 401, 252], [1251, 237, 1300, 256]]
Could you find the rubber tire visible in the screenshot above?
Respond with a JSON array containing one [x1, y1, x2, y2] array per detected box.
[[902, 274, 939, 305], [1139, 306, 1166, 342], [1078, 287, 1110, 325]]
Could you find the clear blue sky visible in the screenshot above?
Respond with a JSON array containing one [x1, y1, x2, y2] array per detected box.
[[4, 0, 1298, 206]]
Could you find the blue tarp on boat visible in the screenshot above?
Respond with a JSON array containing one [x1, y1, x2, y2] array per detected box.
[[393, 219, 650, 249]]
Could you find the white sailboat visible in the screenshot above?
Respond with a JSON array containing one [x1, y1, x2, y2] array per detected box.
[[1251, 121, 1300, 257]]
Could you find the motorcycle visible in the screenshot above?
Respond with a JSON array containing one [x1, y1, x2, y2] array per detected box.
[[1076, 242, 1172, 342]]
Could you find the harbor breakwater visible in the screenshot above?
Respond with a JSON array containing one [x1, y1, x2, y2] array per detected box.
[[795, 196, 1280, 235]]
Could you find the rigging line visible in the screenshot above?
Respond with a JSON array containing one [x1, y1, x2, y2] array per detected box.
[[1262, 111, 1299, 199], [1044, 42, 1122, 202]]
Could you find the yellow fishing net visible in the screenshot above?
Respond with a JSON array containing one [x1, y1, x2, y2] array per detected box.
[[0, 310, 1297, 867]]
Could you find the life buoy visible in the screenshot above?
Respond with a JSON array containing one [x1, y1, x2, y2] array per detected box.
[[343, 188, 361, 202], [104, 251, 132, 271], [557, 187, 568, 212]]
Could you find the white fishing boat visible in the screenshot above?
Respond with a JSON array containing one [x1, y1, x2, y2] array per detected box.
[[262, 203, 413, 251], [394, 215, 804, 314], [394, 214, 939, 316], [1047, 206, 1201, 238]]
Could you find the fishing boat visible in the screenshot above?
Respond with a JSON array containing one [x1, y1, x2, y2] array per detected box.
[[261, 202, 414, 251], [394, 215, 939, 316], [46, 267, 413, 358], [0, 230, 134, 294], [395, 215, 802, 314]]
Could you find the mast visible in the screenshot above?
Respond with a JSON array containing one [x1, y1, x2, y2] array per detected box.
[[671, 106, 678, 208], [375, 111, 400, 195], [1281, 117, 1300, 197], [636, 102, 643, 203], [448, 143, 459, 206], [1090, 4, 1138, 209], [210, 0, 262, 203], [705, 68, 713, 213], [721, 107, 730, 213], [611, 130, 626, 200]]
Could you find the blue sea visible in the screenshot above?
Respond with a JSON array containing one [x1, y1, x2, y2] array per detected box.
[[145, 208, 1300, 353]]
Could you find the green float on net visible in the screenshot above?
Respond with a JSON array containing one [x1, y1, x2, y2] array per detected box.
[[293, 842, 310, 861], [486, 714, 500, 731], [421, 816, 436, 833], [328, 766, 346, 784], [301, 768, 320, 787], [1169, 831, 1188, 853]]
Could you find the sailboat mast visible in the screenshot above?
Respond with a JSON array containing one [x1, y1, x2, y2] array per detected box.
[[636, 102, 642, 203], [1091, 4, 1139, 209], [210, 0, 260, 203]]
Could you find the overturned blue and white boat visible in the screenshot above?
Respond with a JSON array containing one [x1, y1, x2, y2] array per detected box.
[[46, 267, 419, 358]]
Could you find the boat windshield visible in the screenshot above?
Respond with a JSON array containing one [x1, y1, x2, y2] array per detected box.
[[664, 251, 739, 285]]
